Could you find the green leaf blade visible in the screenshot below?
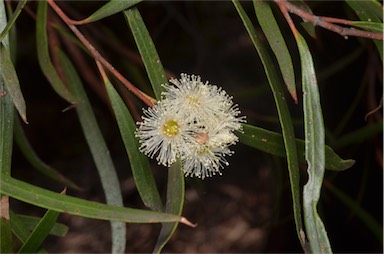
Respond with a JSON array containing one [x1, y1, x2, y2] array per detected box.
[[18, 203, 62, 253], [296, 32, 332, 253], [237, 124, 355, 171], [0, 0, 27, 43], [345, 0, 383, 60], [36, 1, 75, 104], [254, 0, 297, 102], [11, 212, 68, 241], [104, 78, 163, 211], [124, 8, 167, 100], [58, 51, 126, 253], [154, 160, 185, 253], [0, 176, 184, 224], [79, 0, 142, 24], [349, 21, 383, 33], [232, 0, 304, 248], [0, 45, 26, 122]]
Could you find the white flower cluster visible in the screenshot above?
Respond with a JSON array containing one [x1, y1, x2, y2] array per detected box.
[[135, 74, 245, 179]]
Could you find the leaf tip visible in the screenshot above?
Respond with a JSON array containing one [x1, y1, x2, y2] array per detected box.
[[180, 217, 197, 228], [291, 90, 298, 104], [21, 115, 28, 124]]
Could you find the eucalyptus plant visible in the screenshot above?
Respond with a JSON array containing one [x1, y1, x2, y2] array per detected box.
[[0, 1, 382, 253]]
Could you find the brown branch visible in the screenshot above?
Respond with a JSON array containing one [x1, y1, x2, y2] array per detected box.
[[47, 0, 155, 108], [273, 0, 384, 41]]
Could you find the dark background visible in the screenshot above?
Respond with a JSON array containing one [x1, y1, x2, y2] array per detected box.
[[10, 1, 383, 253]]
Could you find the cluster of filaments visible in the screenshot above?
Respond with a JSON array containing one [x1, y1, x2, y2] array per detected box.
[[135, 74, 245, 179]]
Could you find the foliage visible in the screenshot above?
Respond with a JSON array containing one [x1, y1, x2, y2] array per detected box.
[[0, 1, 382, 253]]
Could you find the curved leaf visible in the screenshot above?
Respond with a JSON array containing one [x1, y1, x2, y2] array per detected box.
[[11, 212, 68, 239], [232, 0, 305, 248], [0, 45, 26, 122], [36, 1, 75, 104], [296, 31, 331, 253], [77, 0, 142, 25], [254, 0, 297, 102], [0, 2, 13, 250], [0, 0, 27, 43], [238, 124, 355, 171], [124, 8, 167, 100], [104, 76, 163, 211], [18, 192, 63, 253], [346, 0, 383, 61], [153, 160, 185, 253], [0, 175, 185, 224], [58, 51, 126, 253]]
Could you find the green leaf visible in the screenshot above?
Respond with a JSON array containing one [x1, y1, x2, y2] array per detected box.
[[124, 8, 167, 100], [11, 212, 68, 242], [346, 0, 383, 22], [36, 1, 75, 104], [104, 76, 163, 211], [0, 175, 184, 224], [349, 21, 383, 33], [0, 44, 26, 122], [153, 160, 185, 253], [18, 195, 62, 253], [296, 32, 332, 253], [254, 0, 297, 102], [345, 0, 383, 61], [0, 0, 27, 43], [13, 116, 82, 191], [238, 124, 355, 171], [232, 0, 305, 248], [0, 2, 13, 250], [77, 0, 142, 24], [58, 51, 126, 253]]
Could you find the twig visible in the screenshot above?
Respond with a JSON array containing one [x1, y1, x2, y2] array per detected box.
[[273, 0, 384, 41], [47, 0, 155, 108]]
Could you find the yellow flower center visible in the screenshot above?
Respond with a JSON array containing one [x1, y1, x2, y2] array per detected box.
[[162, 120, 179, 138]]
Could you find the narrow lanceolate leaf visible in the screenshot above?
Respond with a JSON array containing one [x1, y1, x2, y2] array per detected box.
[[296, 32, 332, 253], [76, 0, 142, 24], [254, 0, 297, 103], [345, 0, 383, 61], [104, 76, 163, 211], [0, 175, 186, 224], [58, 51, 126, 253], [0, 0, 27, 43], [0, 44, 27, 122], [348, 21, 383, 33], [18, 190, 64, 253], [237, 124, 355, 171], [232, 0, 305, 248], [0, 2, 13, 250], [154, 160, 185, 254], [13, 117, 82, 191], [11, 212, 68, 242], [124, 8, 167, 100], [36, 1, 75, 104]]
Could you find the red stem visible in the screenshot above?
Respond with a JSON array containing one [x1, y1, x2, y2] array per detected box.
[[47, 0, 154, 108], [274, 0, 384, 41]]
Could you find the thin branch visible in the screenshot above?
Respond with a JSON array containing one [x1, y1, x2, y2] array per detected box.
[[47, 0, 155, 108], [273, 0, 384, 41]]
